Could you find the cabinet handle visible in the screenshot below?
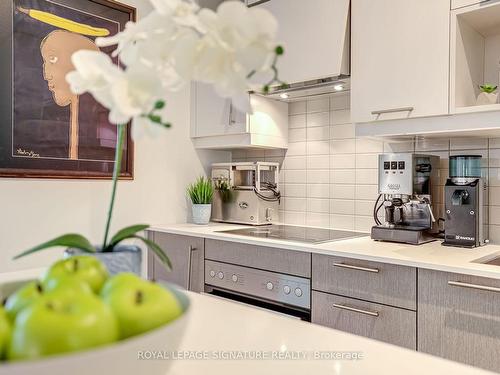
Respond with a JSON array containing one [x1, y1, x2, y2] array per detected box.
[[332, 303, 379, 317], [333, 262, 379, 273], [448, 280, 500, 293], [186, 245, 198, 291], [371, 107, 414, 115]]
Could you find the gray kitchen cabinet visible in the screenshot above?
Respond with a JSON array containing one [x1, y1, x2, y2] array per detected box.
[[205, 239, 311, 277], [312, 254, 417, 310], [312, 291, 416, 350], [418, 269, 500, 372], [147, 232, 205, 292]]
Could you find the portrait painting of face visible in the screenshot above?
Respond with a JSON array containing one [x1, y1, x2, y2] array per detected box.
[[0, 0, 135, 178]]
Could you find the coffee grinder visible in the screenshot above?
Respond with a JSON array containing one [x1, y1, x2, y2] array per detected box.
[[443, 155, 488, 248]]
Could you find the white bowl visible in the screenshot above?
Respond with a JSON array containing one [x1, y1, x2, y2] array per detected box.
[[0, 284, 190, 375]]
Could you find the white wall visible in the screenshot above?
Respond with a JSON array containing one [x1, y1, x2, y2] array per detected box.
[[0, 0, 230, 273]]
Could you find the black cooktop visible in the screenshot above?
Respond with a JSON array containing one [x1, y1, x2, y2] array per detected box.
[[218, 225, 368, 244]]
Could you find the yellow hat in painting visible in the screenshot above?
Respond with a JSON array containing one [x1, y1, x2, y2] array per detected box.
[[17, 7, 110, 37]]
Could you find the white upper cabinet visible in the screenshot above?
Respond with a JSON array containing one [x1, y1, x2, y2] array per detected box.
[[190, 83, 288, 150], [249, 0, 350, 84], [351, 0, 450, 123]]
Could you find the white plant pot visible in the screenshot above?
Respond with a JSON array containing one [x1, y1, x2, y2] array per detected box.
[[192, 204, 211, 225], [0, 283, 191, 375], [476, 92, 498, 105]]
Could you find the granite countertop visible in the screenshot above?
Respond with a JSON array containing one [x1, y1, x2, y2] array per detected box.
[[168, 291, 492, 374], [149, 223, 500, 279]]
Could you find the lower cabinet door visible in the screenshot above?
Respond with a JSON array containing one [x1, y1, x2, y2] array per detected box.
[[147, 232, 205, 292], [418, 269, 500, 372], [312, 291, 416, 349]]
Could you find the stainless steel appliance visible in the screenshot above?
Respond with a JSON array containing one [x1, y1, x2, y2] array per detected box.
[[211, 162, 281, 225], [204, 260, 311, 320], [219, 225, 368, 244], [371, 153, 440, 245], [443, 155, 488, 248]]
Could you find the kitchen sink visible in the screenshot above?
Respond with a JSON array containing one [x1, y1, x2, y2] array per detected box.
[[472, 253, 500, 266]]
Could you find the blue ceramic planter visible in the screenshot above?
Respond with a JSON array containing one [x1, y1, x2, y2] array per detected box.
[[64, 245, 142, 275]]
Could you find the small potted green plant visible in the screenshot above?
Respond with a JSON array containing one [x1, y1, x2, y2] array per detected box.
[[187, 177, 214, 225], [477, 84, 498, 105]]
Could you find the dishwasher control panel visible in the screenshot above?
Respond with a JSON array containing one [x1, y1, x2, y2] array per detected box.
[[205, 260, 310, 310]]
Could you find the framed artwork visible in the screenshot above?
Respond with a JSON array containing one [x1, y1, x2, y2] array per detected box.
[[0, 0, 136, 179]]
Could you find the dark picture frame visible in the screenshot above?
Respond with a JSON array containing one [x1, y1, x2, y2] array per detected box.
[[0, 0, 136, 179]]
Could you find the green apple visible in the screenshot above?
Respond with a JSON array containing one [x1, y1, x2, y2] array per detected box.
[[0, 306, 11, 359], [4, 281, 44, 322], [42, 256, 108, 294], [43, 276, 93, 295], [8, 291, 119, 360], [101, 280, 183, 339], [100, 272, 144, 297]]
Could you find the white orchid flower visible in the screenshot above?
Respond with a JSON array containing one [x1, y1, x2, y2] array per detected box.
[[68, 0, 283, 132]]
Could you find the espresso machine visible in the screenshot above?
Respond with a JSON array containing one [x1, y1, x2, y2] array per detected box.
[[371, 153, 440, 245], [443, 155, 488, 248], [211, 162, 281, 225]]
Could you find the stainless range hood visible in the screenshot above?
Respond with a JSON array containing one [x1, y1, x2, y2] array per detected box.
[[250, 0, 351, 102], [262, 77, 351, 101]]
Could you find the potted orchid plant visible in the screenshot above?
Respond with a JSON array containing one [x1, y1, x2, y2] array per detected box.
[[14, 0, 285, 273]]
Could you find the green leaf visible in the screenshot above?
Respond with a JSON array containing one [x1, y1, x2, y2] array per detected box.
[[133, 235, 172, 271], [13, 234, 95, 260], [109, 224, 150, 248], [154, 100, 165, 110], [148, 114, 162, 123], [275, 45, 284, 55]]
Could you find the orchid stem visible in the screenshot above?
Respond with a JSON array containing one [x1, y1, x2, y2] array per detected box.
[[102, 124, 126, 251]]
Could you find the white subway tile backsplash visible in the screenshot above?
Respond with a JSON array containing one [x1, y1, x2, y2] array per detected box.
[[307, 140, 330, 155], [288, 128, 306, 142], [289, 114, 306, 129], [286, 142, 306, 156], [355, 200, 377, 216], [331, 169, 356, 184], [330, 94, 350, 110], [331, 139, 356, 154], [307, 112, 330, 128], [330, 109, 351, 125], [331, 184, 356, 199], [490, 206, 500, 225], [307, 126, 330, 141], [355, 216, 374, 233], [356, 153, 379, 169], [307, 170, 330, 184], [282, 156, 306, 170], [307, 212, 330, 228], [307, 198, 330, 213], [330, 214, 355, 230], [288, 100, 306, 115], [356, 185, 378, 200], [355, 169, 378, 185], [307, 98, 330, 113], [450, 137, 488, 150], [284, 170, 306, 183], [231, 92, 500, 244], [284, 211, 306, 225], [283, 184, 307, 197], [330, 124, 355, 139], [331, 199, 355, 215], [307, 155, 329, 169], [284, 197, 307, 212], [331, 154, 356, 169], [307, 184, 330, 198]]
